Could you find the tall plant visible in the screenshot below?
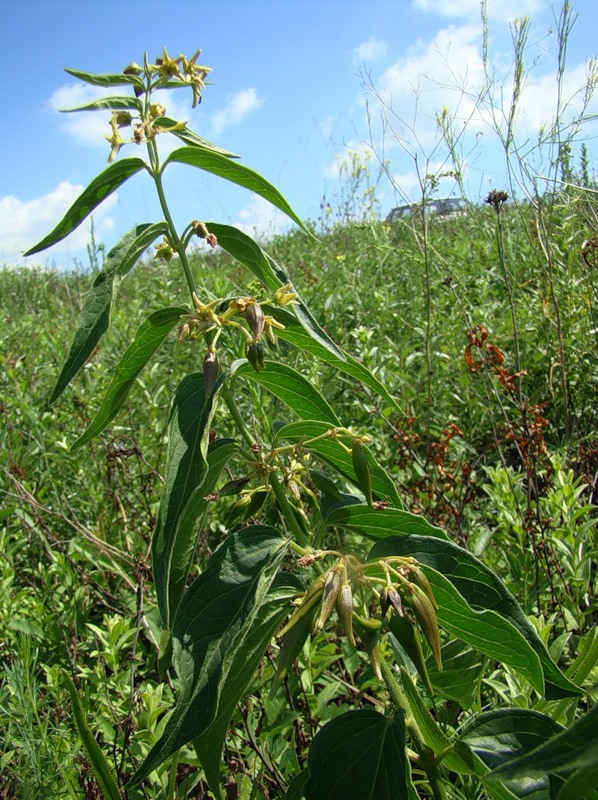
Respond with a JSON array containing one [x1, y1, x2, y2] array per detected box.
[[27, 50, 596, 800]]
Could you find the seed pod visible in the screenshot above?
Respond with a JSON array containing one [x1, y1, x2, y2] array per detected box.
[[246, 341, 265, 372], [243, 488, 269, 519], [388, 613, 434, 695], [363, 632, 383, 680], [203, 349, 219, 396], [309, 470, 343, 501], [405, 585, 442, 670], [408, 566, 438, 609], [336, 582, 356, 646], [244, 300, 265, 340], [352, 440, 373, 506], [313, 565, 342, 634], [226, 494, 252, 527], [278, 573, 327, 639]]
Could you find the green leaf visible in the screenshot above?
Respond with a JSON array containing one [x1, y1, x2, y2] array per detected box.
[[48, 223, 169, 403], [152, 372, 223, 628], [368, 536, 581, 699], [129, 526, 288, 787], [231, 359, 340, 425], [328, 505, 447, 540], [556, 764, 598, 800], [65, 67, 143, 88], [194, 570, 302, 799], [164, 148, 310, 234], [271, 306, 402, 413], [63, 673, 121, 800], [460, 709, 565, 800], [487, 704, 598, 780], [71, 306, 187, 449], [304, 709, 415, 800], [398, 666, 474, 774], [275, 420, 402, 507], [155, 118, 239, 157], [426, 640, 484, 708], [24, 158, 148, 256], [61, 96, 143, 113], [165, 439, 239, 626]]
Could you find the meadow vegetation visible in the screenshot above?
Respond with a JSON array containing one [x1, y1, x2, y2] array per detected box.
[[1, 23, 597, 800]]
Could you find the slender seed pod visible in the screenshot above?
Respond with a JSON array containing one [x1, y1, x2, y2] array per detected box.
[[218, 477, 250, 497], [405, 585, 442, 670], [408, 566, 438, 609], [244, 300, 265, 340], [388, 613, 434, 695], [246, 341, 265, 372], [203, 349, 219, 396], [243, 488, 269, 519], [313, 565, 342, 634], [336, 582, 356, 646], [363, 632, 383, 680], [278, 573, 327, 639], [226, 494, 252, 527], [309, 470, 343, 501], [352, 440, 373, 506]]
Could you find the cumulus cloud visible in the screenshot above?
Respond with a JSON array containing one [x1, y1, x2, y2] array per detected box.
[[353, 36, 388, 65], [233, 193, 290, 241], [210, 88, 264, 136], [0, 182, 116, 264], [412, 0, 543, 22]]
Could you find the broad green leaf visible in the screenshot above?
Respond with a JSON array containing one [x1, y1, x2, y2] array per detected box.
[[166, 439, 239, 625], [460, 709, 565, 800], [275, 420, 402, 506], [164, 147, 310, 234], [328, 504, 447, 540], [48, 223, 169, 403], [155, 118, 239, 157], [61, 96, 143, 113], [72, 306, 187, 449], [399, 667, 474, 774], [130, 526, 288, 787], [64, 673, 121, 800], [369, 536, 581, 699], [24, 158, 148, 256], [426, 640, 484, 708], [65, 67, 143, 88], [231, 359, 340, 425], [487, 704, 598, 780], [556, 764, 598, 800], [304, 709, 415, 800], [270, 306, 402, 413], [152, 372, 223, 628], [194, 570, 302, 799]]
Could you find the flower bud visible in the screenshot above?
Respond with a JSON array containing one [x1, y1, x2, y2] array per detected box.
[[203, 349, 219, 396]]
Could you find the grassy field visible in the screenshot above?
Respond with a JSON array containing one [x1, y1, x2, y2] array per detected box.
[[1, 193, 597, 797]]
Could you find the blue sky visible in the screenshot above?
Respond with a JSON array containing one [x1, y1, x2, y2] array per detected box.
[[2, 0, 597, 268]]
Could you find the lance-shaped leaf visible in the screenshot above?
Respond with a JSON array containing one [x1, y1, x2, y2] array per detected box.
[[64, 673, 121, 800], [64, 67, 143, 88], [129, 526, 288, 787], [71, 306, 187, 449], [194, 570, 302, 799], [48, 223, 169, 403], [275, 420, 402, 507], [459, 709, 566, 800], [164, 148, 310, 234], [369, 537, 580, 699], [486, 704, 598, 782], [24, 158, 148, 256], [304, 709, 416, 800], [231, 360, 340, 425], [152, 372, 223, 628], [155, 118, 239, 157], [61, 96, 144, 113], [328, 504, 447, 540]]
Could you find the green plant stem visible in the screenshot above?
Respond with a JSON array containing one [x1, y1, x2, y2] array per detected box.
[[154, 168, 198, 298]]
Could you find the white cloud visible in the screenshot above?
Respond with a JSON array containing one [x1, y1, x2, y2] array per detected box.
[[210, 88, 264, 136], [233, 193, 290, 241], [353, 36, 388, 65], [49, 84, 111, 146], [0, 182, 116, 264], [412, 0, 543, 22]]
